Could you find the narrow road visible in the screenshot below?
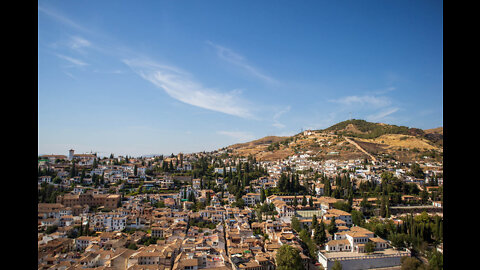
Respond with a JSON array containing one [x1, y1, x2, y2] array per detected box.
[[344, 137, 377, 162]]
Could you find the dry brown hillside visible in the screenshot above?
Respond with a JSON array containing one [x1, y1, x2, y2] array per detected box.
[[424, 127, 443, 135], [223, 120, 443, 163], [229, 136, 286, 149], [227, 136, 294, 161]]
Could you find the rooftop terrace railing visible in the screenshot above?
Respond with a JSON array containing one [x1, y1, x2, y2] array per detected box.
[[319, 249, 410, 262]]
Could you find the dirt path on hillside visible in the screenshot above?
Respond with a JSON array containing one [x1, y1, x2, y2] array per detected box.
[[344, 137, 377, 162]]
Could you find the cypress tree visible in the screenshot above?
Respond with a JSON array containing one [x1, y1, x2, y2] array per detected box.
[[279, 173, 288, 192], [316, 220, 327, 245], [70, 161, 76, 178], [294, 174, 301, 192], [328, 217, 338, 235], [311, 215, 318, 231]]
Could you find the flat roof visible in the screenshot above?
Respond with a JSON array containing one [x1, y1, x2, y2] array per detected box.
[[320, 248, 409, 260]]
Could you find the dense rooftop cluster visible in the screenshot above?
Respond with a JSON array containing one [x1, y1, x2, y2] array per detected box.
[[38, 140, 443, 269]]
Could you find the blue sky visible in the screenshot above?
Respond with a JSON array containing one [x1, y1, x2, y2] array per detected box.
[[38, 0, 443, 157]]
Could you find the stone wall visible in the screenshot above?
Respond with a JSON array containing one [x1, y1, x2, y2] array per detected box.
[[318, 251, 410, 270]]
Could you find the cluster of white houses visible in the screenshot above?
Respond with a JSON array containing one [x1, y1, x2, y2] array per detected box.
[[38, 148, 434, 269]]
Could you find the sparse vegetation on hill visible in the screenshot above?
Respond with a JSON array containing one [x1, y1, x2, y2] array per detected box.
[[223, 119, 442, 163], [321, 119, 412, 139]]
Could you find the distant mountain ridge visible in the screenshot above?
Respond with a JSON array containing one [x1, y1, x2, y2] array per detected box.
[[320, 119, 421, 138], [229, 136, 288, 150], [318, 119, 443, 147], [224, 119, 443, 162]]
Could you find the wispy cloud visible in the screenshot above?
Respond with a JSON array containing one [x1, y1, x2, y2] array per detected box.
[[206, 41, 279, 85], [304, 112, 339, 131], [68, 36, 91, 51], [56, 54, 88, 67], [329, 95, 391, 108], [367, 86, 396, 95], [38, 5, 91, 34], [92, 69, 125, 74], [123, 58, 254, 119], [63, 71, 76, 79], [367, 107, 399, 122], [217, 131, 256, 142], [272, 106, 291, 129]]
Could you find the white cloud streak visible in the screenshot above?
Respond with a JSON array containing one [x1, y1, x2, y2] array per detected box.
[[217, 131, 256, 142], [329, 95, 391, 108], [38, 5, 91, 34], [56, 54, 88, 66], [272, 106, 291, 129], [206, 41, 279, 85], [68, 36, 91, 50], [123, 58, 254, 119], [367, 107, 399, 122]]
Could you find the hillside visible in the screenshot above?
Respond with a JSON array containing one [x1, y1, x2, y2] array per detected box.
[[424, 127, 443, 135], [224, 120, 443, 163], [322, 119, 423, 138], [227, 136, 294, 161], [423, 127, 443, 146], [229, 136, 287, 150]]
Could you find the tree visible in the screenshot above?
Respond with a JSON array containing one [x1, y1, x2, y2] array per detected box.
[[331, 260, 343, 270], [45, 225, 58, 234], [69, 161, 76, 178], [389, 233, 408, 249], [380, 196, 388, 218], [278, 173, 288, 192], [233, 198, 245, 209], [400, 256, 422, 270], [260, 189, 266, 203], [351, 210, 365, 226], [301, 195, 307, 206], [293, 196, 298, 208], [328, 217, 338, 235], [409, 163, 425, 179], [311, 215, 318, 231], [206, 192, 211, 205], [293, 174, 301, 192], [420, 190, 429, 204], [299, 229, 318, 259], [333, 201, 352, 213], [314, 220, 327, 246], [80, 169, 86, 183], [127, 243, 138, 250], [84, 218, 91, 236], [275, 244, 305, 270], [324, 178, 332, 196], [360, 192, 369, 209], [291, 216, 301, 232], [427, 250, 443, 270], [365, 241, 375, 253], [52, 176, 62, 184]]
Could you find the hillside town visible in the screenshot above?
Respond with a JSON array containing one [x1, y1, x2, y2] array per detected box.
[[38, 142, 443, 270]]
